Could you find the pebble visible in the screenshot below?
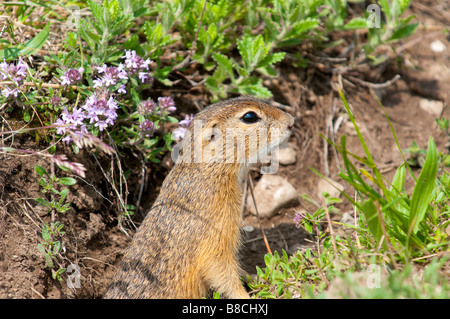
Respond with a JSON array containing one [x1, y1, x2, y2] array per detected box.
[[271, 142, 297, 166], [279, 143, 297, 165], [246, 175, 299, 219], [419, 98, 443, 117], [430, 40, 446, 53], [317, 178, 345, 199], [340, 212, 355, 225]]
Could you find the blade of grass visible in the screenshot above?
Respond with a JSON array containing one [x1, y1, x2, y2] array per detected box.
[[409, 137, 438, 235], [361, 198, 384, 244], [338, 89, 392, 202], [0, 23, 50, 60]]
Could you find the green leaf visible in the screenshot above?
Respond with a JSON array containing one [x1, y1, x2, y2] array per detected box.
[[361, 199, 383, 243], [409, 137, 438, 235], [379, 0, 391, 23], [37, 243, 46, 255], [286, 18, 319, 38], [53, 267, 66, 281], [41, 225, 51, 241], [53, 241, 61, 254], [238, 82, 272, 98], [23, 109, 31, 122], [45, 254, 54, 268], [237, 34, 269, 72], [36, 197, 51, 208], [256, 52, 285, 69], [0, 23, 50, 60], [59, 188, 70, 204], [212, 53, 234, 75], [304, 222, 313, 234], [344, 17, 368, 30], [390, 163, 406, 194], [388, 23, 419, 43], [88, 0, 106, 28], [166, 116, 179, 124], [35, 165, 49, 177], [59, 177, 77, 186]]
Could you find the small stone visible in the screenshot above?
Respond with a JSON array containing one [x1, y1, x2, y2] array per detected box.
[[242, 225, 254, 232], [246, 175, 299, 219], [419, 98, 443, 117], [270, 142, 297, 166], [341, 212, 355, 225], [317, 178, 345, 199], [278, 142, 297, 165], [430, 40, 446, 53]]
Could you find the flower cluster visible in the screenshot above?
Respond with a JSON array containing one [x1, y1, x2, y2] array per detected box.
[[136, 96, 178, 139], [138, 99, 157, 116], [55, 51, 180, 152], [56, 90, 118, 144], [60, 67, 84, 86], [122, 50, 152, 83], [89, 50, 153, 94], [0, 58, 27, 98], [55, 50, 151, 145], [138, 97, 176, 116], [93, 64, 128, 90], [293, 212, 304, 228], [172, 113, 194, 140], [158, 96, 176, 113], [139, 119, 155, 137]]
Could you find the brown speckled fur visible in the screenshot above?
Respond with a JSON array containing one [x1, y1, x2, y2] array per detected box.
[[104, 96, 294, 299]]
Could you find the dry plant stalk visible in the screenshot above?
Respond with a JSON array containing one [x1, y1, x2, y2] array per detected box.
[[248, 173, 272, 255]]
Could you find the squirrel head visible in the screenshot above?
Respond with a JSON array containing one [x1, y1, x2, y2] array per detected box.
[[172, 96, 294, 171]]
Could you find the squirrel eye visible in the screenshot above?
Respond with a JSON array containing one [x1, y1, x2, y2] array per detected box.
[[241, 111, 259, 124]]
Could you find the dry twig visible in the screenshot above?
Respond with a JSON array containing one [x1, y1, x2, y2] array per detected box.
[[248, 173, 272, 255]]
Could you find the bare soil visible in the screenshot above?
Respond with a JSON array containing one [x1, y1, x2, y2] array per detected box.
[[0, 1, 449, 298]]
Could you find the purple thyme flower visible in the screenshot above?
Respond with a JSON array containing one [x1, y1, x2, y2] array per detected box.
[[96, 64, 108, 73], [172, 113, 194, 140], [50, 96, 62, 107], [69, 107, 86, 126], [293, 212, 304, 228], [122, 50, 152, 73], [117, 84, 127, 94], [60, 67, 84, 85], [138, 71, 150, 83], [139, 119, 155, 137], [1, 87, 19, 98], [0, 58, 27, 98], [93, 78, 103, 88], [158, 96, 176, 113], [172, 127, 187, 140], [56, 90, 119, 144], [179, 114, 194, 127], [62, 135, 72, 144], [81, 92, 118, 131], [55, 118, 68, 135], [138, 99, 157, 116], [0, 58, 27, 83], [117, 63, 128, 79], [94, 63, 128, 89]]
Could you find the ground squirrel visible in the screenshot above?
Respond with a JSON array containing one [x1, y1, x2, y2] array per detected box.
[[104, 96, 294, 299]]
